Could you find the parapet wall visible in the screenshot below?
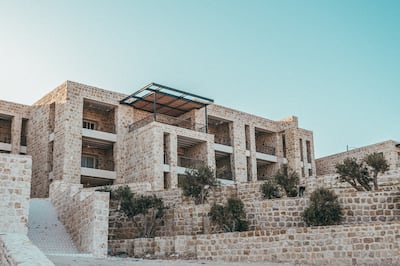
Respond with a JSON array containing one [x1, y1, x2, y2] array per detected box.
[[49, 181, 109, 257], [0, 154, 31, 234], [112, 223, 400, 265]]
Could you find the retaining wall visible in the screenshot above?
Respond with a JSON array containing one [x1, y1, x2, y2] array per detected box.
[[109, 223, 400, 265], [0, 154, 31, 234], [109, 185, 400, 239], [49, 181, 109, 257]]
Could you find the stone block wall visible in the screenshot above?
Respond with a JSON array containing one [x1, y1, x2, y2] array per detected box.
[[49, 181, 109, 257], [29, 82, 68, 197], [316, 140, 400, 176], [109, 223, 400, 265], [0, 154, 31, 234], [0, 234, 55, 266], [108, 180, 400, 240]]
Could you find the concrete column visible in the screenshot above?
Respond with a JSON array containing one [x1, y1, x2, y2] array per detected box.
[[151, 127, 164, 191], [168, 133, 178, 189], [230, 121, 247, 183], [11, 115, 22, 154], [285, 127, 302, 178], [206, 140, 216, 171], [248, 125, 257, 181]]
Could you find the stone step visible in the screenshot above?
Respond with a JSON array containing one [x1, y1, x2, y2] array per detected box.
[[28, 198, 80, 255]]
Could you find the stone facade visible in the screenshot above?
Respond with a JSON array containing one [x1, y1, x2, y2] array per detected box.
[[0, 154, 31, 234], [0, 80, 317, 197], [49, 181, 109, 257], [316, 140, 400, 176], [109, 222, 400, 265]]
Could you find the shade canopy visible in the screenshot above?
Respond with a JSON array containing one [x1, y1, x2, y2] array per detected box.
[[120, 83, 214, 117]]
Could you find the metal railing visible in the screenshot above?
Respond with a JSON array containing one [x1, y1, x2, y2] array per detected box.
[[129, 114, 206, 133], [214, 137, 231, 146], [256, 145, 276, 156], [82, 121, 116, 134], [178, 156, 205, 168]]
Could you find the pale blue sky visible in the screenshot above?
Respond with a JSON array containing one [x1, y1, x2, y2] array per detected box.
[[0, 0, 399, 158]]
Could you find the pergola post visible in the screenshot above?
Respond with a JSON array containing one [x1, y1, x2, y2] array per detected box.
[[153, 92, 157, 121], [205, 105, 208, 133]]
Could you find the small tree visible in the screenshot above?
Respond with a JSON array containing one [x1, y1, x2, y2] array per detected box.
[[364, 152, 389, 191], [181, 164, 218, 204], [335, 157, 371, 191], [260, 179, 281, 199], [274, 166, 299, 197], [302, 188, 342, 226], [110, 186, 166, 237], [209, 198, 248, 232]]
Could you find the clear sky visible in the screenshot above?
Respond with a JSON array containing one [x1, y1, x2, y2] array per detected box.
[[0, 0, 399, 158]]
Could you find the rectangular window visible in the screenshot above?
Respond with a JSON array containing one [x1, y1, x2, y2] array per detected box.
[[306, 140, 312, 163], [83, 120, 96, 130], [299, 139, 304, 162], [81, 155, 97, 169], [308, 168, 313, 177], [282, 134, 287, 158]]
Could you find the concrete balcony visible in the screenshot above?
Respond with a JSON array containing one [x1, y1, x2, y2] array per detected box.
[[255, 152, 278, 163], [0, 142, 11, 152], [82, 128, 117, 142], [20, 146, 27, 154], [81, 167, 116, 180], [214, 143, 233, 154]]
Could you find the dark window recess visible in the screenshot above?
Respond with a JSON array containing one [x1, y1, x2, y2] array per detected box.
[[299, 139, 304, 162], [306, 140, 312, 163], [282, 134, 287, 158]]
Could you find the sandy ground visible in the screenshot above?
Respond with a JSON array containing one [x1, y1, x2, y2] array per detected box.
[[47, 255, 298, 266]]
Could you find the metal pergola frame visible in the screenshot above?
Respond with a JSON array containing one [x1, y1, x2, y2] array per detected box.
[[120, 83, 214, 132]]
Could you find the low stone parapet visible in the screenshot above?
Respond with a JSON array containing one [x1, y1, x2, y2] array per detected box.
[[0, 234, 54, 266]]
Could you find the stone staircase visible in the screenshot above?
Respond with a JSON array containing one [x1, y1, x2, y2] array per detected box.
[[27, 198, 83, 256]]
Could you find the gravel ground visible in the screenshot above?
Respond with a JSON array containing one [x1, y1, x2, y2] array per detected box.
[[47, 255, 299, 266]]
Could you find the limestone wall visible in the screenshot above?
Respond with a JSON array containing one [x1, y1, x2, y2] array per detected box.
[[114, 223, 400, 265], [108, 181, 400, 239], [316, 140, 400, 176], [0, 234, 54, 266], [0, 154, 31, 234], [49, 181, 109, 257]]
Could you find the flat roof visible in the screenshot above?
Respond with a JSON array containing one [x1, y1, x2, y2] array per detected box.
[[120, 83, 214, 117]]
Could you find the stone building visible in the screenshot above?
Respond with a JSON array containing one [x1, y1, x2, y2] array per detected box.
[[316, 140, 400, 176], [0, 81, 316, 197]]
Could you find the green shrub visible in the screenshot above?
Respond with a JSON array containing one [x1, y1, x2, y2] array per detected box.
[[302, 188, 342, 226], [274, 166, 299, 197], [209, 198, 249, 232], [260, 180, 281, 199], [110, 186, 166, 237], [335, 157, 371, 191], [181, 164, 218, 204]]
